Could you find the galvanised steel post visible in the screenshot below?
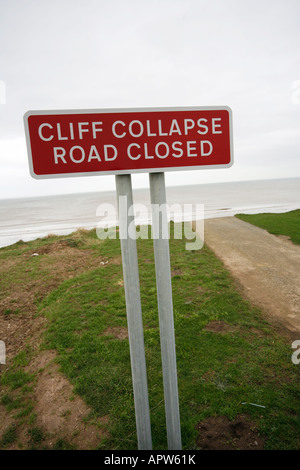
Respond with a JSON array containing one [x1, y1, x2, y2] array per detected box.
[[149, 171, 182, 450], [115, 174, 152, 450]]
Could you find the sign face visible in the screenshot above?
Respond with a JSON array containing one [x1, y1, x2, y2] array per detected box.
[[24, 106, 233, 179]]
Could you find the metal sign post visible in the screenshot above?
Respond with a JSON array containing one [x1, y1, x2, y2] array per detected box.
[[115, 174, 152, 450], [149, 172, 182, 450]]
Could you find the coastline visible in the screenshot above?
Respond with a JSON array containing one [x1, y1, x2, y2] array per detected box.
[[1, 177, 300, 248]]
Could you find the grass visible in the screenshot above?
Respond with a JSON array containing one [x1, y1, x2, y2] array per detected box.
[[0, 424, 17, 448], [235, 209, 300, 245], [0, 223, 300, 449]]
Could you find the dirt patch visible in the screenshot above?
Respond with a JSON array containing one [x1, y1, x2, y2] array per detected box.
[[172, 269, 184, 277], [30, 350, 109, 449], [196, 415, 265, 450], [205, 321, 236, 334], [110, 255, 122, 265], [1, 313, 47, 365], [0, 350, 109, 449], [102, 326, 128, 340], [0, 406, 15, 441], [30, 239, 79, 255]]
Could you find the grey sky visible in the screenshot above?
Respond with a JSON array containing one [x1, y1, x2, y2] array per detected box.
[[0, 0, 299, 198]]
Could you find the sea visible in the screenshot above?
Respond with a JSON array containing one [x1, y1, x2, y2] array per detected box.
[[0, 177, 299, 248]]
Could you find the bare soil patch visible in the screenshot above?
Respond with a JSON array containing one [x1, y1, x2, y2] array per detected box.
[[204, 321, 237, 334], [172, 269, 184, 277], [102, 326, 128, 340], [29, 350, 109, 449], [0, 350, 109, 450], [196, 415, 265, 450]]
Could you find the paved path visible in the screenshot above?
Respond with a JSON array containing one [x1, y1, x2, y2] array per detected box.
[[202, 217, 300, 339]]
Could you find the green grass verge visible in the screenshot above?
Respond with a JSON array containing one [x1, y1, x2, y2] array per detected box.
[[235, 209, 300, 245], [1, 224, 299, 449]]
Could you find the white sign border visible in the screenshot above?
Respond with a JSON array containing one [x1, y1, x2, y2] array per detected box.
[[24, 106, 234, 180]]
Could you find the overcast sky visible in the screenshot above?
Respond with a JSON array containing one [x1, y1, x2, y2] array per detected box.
[[0, 0, 299, 199]]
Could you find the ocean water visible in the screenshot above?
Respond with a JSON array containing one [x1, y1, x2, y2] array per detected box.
[[0, 177, 299, 248]]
